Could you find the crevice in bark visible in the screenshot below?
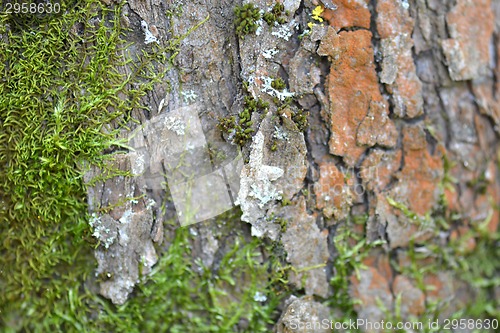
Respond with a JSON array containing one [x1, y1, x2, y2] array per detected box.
[[493, 32, 499, 99]]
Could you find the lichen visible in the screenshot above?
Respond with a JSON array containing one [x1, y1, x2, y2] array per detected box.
[[141, 20, 159, 44], [311, 5, 324, 22], [181, 89, 198, 103], [262, 47, 279, 59], [164, 114, 186, 136], [273, 125, 289, 141], [89, 213, 116, 249], [271, 21, 295, 41], [260, 76, 295, 101], [236, 129, 284, 238]]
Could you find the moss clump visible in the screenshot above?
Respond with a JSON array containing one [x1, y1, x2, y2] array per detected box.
[[271, 140, 278, 151], [234, 3, 261, 37], [263, 3, 286, 26], [218, 95, 268, 146], [292, 109, 309, 131], [271, 77, 286, 91], [244, 94, 269, 112], [91, 216, 285, 332], [276, 217, 288, 232]]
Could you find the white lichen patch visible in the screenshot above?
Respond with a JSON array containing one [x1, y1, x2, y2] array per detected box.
[[119, 209, 132, 224], [259, 76, 295, 101], [130, 151, 146, 175], [262, 48, 279, 59], [249, 182, 282, 208], [146, 198, 156, 210], [181, 90, 198, 103], [271, 21, 295, 41], [273, 125, 289, 141], [164, 114, 186, 135], [399, 0, 410, 10], [255, 15, 265, 36], [236, 130, 284, 238], [140, 20, 159, 45], [89, 213, 116, 249]]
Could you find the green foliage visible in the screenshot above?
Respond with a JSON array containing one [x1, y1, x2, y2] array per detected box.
[[327, 217, 385, 325], [234, 3, 261, 37], [0, 1, 149, 327], [387, 196, 500, 326], [262, 3, 286, 26], [292, 109, 309, 132], [244, 95, 269, 112], [386, 197, 434, 231], [271, 77, 286, 91], [2, 218, 284, 332], [217, 95, 268, 146], [433, 216, 499, 320]]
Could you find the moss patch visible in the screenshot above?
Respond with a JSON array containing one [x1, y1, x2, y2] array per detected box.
[[234, 3, 261, 38], [262, 3, 286, 26], [0, 1, 144, 328], [217, 95, 268, 147]]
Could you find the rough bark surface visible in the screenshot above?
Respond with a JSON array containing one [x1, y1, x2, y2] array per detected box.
[[86, 0, 500, 331]]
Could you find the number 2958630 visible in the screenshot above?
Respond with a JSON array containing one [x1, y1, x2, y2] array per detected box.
[[3, 1, 61, 15]]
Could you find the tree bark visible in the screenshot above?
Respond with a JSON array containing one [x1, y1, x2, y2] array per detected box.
[[86, 0, 500, 330]]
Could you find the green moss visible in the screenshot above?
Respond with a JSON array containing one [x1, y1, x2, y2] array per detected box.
[[218, 95, 268, 147], [385, 195, 500, 325], [271, 77, 286, 91], [244, 95, 269, 112], [0, 1, 150, 327], [327, 219, 385, 324], [262, 3, 286, 26], [234, 3, 261, 38], [271, 140, 278, 151], [466, 172, 488, 194], [88, 215, 285, 333], [291, 109, 309, 131], [2, 210, 286, 332], [280, 197, 291, 207], [276, 217, 288, 232]]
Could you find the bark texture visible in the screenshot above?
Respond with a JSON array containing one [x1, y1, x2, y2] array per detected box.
[[86, 0, 500, 330]]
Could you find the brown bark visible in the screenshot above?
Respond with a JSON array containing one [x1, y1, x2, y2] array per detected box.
[[87, 0, 500, 330]]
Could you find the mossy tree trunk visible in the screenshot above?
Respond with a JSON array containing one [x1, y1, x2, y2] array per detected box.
[[1, 0, 499, 332]]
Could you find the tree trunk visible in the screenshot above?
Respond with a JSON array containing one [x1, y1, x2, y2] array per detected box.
[[86, 0, 500, 328], [2, 0, 499, 331]]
